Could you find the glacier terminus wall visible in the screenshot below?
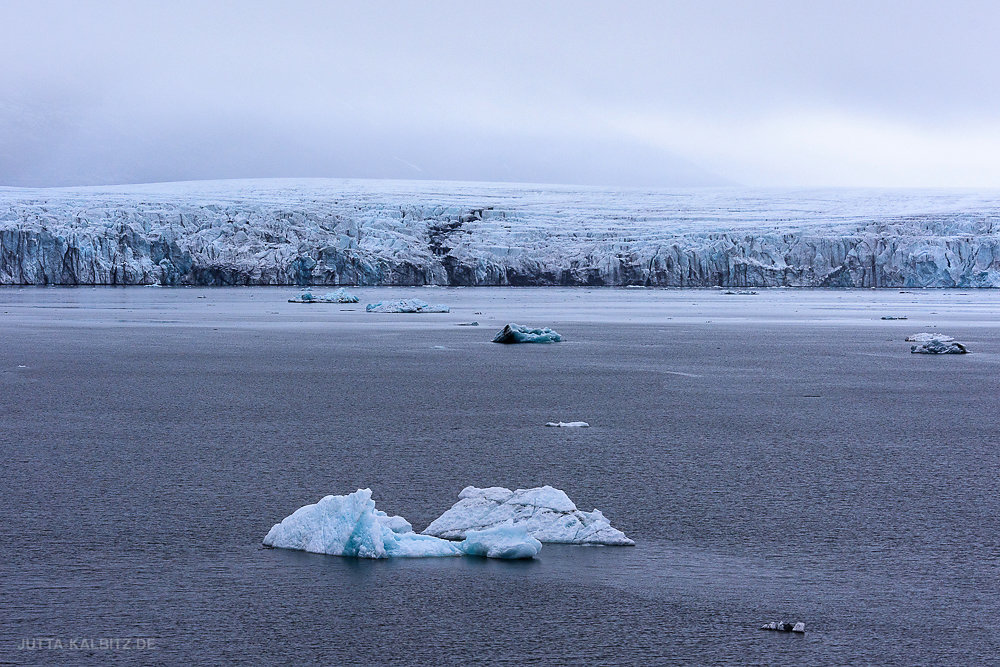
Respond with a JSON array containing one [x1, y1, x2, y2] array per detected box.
[[2, 179, 999, 287]]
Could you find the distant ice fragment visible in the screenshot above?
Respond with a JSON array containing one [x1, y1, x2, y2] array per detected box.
[[289, 288, 359, 303], [492, 323, 562, 344], [457, 526, 543, 559], [365, 298, 450, 313], [423, 485, 633, 545], [905, 332, 955, 342], [457, 321, 479, 326], [880, 315, 908, 320], [545, 421, 590, 428], [723, 290, 758, 295], [760, 621, 805, 633], [911, 337, 969, 354]]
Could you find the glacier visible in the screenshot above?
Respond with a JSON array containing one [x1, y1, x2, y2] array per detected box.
[[2, 178, 1000, 287], [423, 485, 634, 546], [262, 488, 541, 559], [492, 323, 563, 344]]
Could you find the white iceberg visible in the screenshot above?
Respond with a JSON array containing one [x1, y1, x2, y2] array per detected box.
[[423, 485, 633, 546], [457, 526, 542, 559], [288, 287, 360, 303], [911, 337, 969, 354], [545, 421, 590, 428], [492, 323, 562, 344], [905, 332, 955, 342], [760, 621, 805, 633], [263, 489, 542, 559], [365, 298, 450, 313]]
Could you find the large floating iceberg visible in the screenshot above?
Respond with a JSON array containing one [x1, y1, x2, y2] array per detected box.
[[4, 179, 1000, 287], [423, 486, 634, 546], [492, 323, 563, 344], [288, 287, 359, 303], [263, 489, 541, 559], [365, 298, 450, 313]]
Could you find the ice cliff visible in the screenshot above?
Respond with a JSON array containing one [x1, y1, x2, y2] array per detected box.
[[3, 178, 1000, 287]]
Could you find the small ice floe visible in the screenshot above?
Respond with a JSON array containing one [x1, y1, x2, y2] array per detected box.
[[263, 489, 540, 559], [760, 621, 805, 634], [365, 298, 450, 313], [905, 332, 954, 343], [457, 321, 479, 327], [17, 365, 27, 368], [492, 323, 562, 344], [911, 337, 969, 354], [723, 290, 758, 295], [289, 288, 359, 304], [545, 421, 590, 428], [458, 526, 542, 559], [423, 485, 633, 545], [880, 315, 908, 320]]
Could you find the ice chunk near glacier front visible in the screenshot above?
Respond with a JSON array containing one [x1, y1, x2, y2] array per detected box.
[[423, 485, 633, 546], [905, 332, 955, 342], [545, 421, 590, 427], [365, 298, 450, 313], [458, 526, 542, 559], [288, 288, 359, 303], [911, 337, 969, 354], [492, 323, 562, 344]]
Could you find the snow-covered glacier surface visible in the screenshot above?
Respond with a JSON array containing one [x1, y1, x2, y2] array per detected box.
[[2, 178, 1000, 287]]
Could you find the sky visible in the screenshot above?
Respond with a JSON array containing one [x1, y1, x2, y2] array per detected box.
[[2, 0, 1000, 188]]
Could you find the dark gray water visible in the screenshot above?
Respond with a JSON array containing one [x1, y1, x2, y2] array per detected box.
[[2, 287, 999, 664]]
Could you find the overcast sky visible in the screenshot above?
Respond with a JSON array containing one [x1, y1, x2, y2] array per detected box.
[[2, 0, 999, 188]]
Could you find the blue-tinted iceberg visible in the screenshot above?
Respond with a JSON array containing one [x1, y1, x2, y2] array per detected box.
[[492, 323, 562, 344], [457, 526, 542, 559], [423, 486, 633, 546], [905, 332, 954, 343], [365, 298, 450, 313], [263, 489, 459, 558], [263, 488, 542, 559], [288, 287, 359, 303]]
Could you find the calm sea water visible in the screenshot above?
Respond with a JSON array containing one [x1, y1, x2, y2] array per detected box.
[[1, 287, 999, 665]]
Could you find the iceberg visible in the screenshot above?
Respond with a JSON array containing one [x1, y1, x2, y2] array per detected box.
[[492, 323, 563, 344], [545, 421, 590, 428], [910, 337, 969, 354], [760, 622, 806, 634], [263, 489, 460, 558], [365, 298, 450, 313], [905, 332, 955, 342], [288, 287, 359, 303], [880, 316, 908, 320], [457, 526, 543, 559], [263, 489, 542, 559], [423, 486, 634, 546]]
